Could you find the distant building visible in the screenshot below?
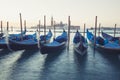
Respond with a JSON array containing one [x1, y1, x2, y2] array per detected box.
[[31, 21, 80, 30], [70, 25, 80, 30]]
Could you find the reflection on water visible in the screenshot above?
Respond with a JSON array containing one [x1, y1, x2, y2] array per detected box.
[[0, 50, 23, 80], [0, 46, 120, 80]]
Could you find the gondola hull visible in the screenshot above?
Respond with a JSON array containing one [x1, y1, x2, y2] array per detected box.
[[40, 30, 67, 54], [87, 29, 120, 54], [89, 41, 120, 54], [73, 30, 88, 55], [8, 39, 38, 50], [0, 44, 8, 49], [40, 42, 66, 54], [8, 30, 52, 50], [73, 43, 87, 55], [0, 38, 8, 49]]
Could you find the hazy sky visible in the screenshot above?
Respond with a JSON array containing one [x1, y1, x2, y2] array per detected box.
[[0, 0, 120, 28]]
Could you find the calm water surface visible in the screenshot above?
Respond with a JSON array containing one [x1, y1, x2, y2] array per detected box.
[[0, 30, 120, 80]]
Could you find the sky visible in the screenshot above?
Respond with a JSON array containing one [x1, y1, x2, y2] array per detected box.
[[0, 0, 120, 28]]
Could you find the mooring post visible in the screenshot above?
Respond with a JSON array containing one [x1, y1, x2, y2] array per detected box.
[[94, 16, 97, 49], [67, 16, 71, 50], [98, 23, 101, 36], [1, 21, 3, 33], [114, 24, 117, 37], [7, 21, 9, 31], [24, 20, 26, 31], [44, 15, 46, 43], [20, 13, 23, 40], [83, 23, 86, 37]]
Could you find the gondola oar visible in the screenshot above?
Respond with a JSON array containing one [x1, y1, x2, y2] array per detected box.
[[6, 21, 13, 51]]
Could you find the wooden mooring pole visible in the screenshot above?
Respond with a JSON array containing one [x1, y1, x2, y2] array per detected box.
[[98, 23, 101, 36], [53, 21, 56, 40], [20, 13, 23, 34], [20, 13, 23, 40], [94, 16, 97, 49], [24, 20, 26, 31], [7, 21, 9, 31], [114, 24, 117, 37], [38, 20, 40, 36], [1, 21, 3, 33], [67, 16, 71, 50], [83, 23, 86, 37], [44, 15, 46, 43]]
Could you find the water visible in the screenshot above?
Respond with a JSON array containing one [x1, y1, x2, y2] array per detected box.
[[0, 29, 120, 80]]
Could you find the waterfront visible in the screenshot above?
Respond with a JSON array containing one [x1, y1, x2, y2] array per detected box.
[[0, 30, 120, 80]]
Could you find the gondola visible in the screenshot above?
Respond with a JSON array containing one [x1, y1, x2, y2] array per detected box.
[[0, 33, 4, 38], [0, 32, 7, 49], [0, 29, 27, 49], [0, 37, 8, 49], [8, 30, 52, 50], [40, 29, 53, 44], [102, 31, 119, 43], [87, 29, 120, 54], [40, 30, 67, 54], [73, 30, 88, 55]]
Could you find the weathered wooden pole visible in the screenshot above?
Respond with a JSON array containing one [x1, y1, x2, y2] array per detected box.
[[114, 24, 117, 37], [98, 23, 101, 36], [94, 16, 97, 48], [19, 13, 23, 40], [7, 21, 9, 31], [19, 13, 23, 34], [83, 23, 86, 37], [53, 21, 56, 39], [67, 16, 71, 50], [44, 15, 46, 42], [11, 26, 13, 32], [38, 20, 40, 36], [1, 21, 3, 33], [51, 16, 53, 27], [24, 20, 26, 31]]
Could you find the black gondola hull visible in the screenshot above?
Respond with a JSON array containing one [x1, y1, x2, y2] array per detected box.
[[40, 42, 66, 54], [89, 41, 120, 54], [0, 44, 8, 49], [8, 40, 38, 50], [73, 45, 87, 55]]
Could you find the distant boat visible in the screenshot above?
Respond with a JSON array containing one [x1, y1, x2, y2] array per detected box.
[[8, 30, 52, 50], [40, 29, 67, 54], [87, 29, 120, 54], [73, 30, 88, 55]]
